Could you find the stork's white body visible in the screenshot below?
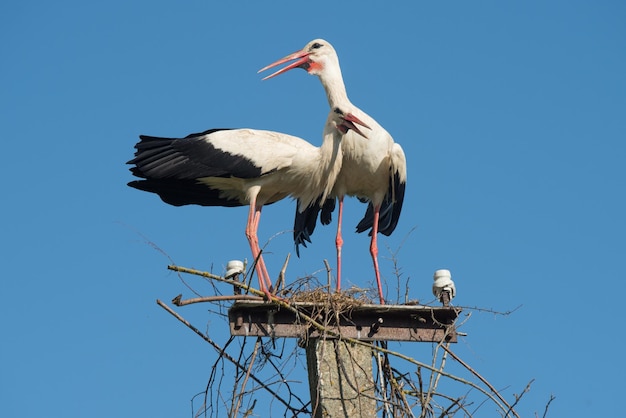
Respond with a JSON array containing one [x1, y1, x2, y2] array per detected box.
[[128, 116, 356, 299], [186, 128, 343, 211], [332, 111, 406, 207], [261, 39, 407, 304]]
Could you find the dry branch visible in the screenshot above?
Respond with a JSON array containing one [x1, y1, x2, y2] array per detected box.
[[156, 299, 308, 415], [441, 345, 518, 418], [172, 294, 263, 306]]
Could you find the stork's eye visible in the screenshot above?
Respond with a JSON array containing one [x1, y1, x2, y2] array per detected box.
[[333, 107, 344, 116], [311, 42, 323, 50]]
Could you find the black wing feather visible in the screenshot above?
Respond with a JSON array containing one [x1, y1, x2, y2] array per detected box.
[[127, 129, 265, 207], [293, 197, 336, 256], [355, 170, 406, 236], [128, 178, 242, 207], [128, 130, 263, 180]]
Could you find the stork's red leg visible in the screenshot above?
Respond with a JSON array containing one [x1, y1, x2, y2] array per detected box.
[[250, 207, 273, 291], [370, 205, 385, 304], [245, 201, 273, 300], [335, 196, 344, 292]]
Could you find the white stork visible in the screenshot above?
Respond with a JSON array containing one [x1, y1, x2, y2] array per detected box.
[[127, 109, 369, 300], [260, 39, 407, 304]]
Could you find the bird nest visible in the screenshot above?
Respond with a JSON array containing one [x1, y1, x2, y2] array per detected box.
[[284, 286, 374, 313]]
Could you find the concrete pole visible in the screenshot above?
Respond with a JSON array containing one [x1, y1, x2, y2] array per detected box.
[[306, 338, 377, 418]]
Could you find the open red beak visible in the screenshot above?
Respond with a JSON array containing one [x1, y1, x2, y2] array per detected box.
[[258, 49, 310, 80], [339, 112, 371, 139]]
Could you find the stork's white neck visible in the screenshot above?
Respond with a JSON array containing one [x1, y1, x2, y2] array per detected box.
[[317, 126, 343, 202], [318, 61, 351, 109]]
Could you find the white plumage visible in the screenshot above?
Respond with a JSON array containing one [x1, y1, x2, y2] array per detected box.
[[260, 39, 407, 304]]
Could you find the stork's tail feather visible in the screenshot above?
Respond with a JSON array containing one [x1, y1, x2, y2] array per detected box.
[[355, 172, 406, 236]]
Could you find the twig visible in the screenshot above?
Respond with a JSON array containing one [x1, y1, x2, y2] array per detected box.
[[424, 340, 449, 414], [375, 350, 390, 416], [505, 379, 534, 417], [323, 259, 332, 291], [121, 224, 205, 297], [440, 345, 518, 418], [455, 304, 522, 316], [386, 364, 415, 417], [438, 396, 464, 417], [168, 265, 278, 301], [274, 253, 290, 292], [416, 366, 426, 414], [542, 394, 556, 418], [231, 338, 261, 417], [172, 294, 263, 306]]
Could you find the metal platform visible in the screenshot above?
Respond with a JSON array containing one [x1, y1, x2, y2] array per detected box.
[[228, 301, 460, 342]]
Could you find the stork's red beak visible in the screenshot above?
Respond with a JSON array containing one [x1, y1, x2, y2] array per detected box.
[[340, 113, 371, 139], [258, 49, 310, 80]]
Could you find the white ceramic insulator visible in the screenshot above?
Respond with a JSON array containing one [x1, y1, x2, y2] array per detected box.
[[226, 260, 244, 278], [432, 269, 456, 300]]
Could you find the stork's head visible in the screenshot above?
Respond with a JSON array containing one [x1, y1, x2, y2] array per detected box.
[[259, 39, 338, 80], [332, 107, 370, 139]]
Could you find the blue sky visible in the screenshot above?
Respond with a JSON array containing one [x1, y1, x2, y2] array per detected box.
[[2, 1, 624, 416]]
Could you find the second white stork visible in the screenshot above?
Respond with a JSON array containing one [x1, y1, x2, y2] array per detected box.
[[127, 109, 369, 300], [260, 39, 407, 304]]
